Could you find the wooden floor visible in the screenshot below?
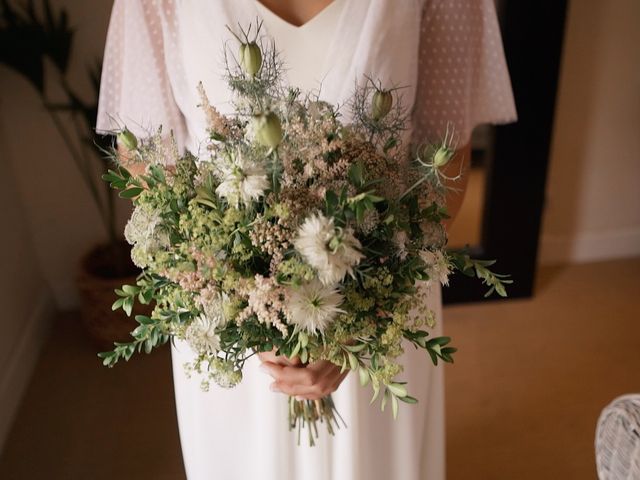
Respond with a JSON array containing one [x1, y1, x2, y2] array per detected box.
[[1, 258, 639, 479]]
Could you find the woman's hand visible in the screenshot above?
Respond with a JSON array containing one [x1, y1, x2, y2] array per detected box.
[[257, 350, 349, 401]]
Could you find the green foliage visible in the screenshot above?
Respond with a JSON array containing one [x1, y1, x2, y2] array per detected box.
[[449, 251, 513, 297], [97, 313, 170, 367]]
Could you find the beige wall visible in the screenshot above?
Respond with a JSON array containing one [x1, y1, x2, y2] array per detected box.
[[0, 0, 114, 448], [540, 0, 640, 264], [0, 0, 117, 309], [0, 2, 117, 449], [0, 124, 54, 451]]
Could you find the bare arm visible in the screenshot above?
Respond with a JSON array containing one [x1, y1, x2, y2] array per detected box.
[[117, 144, 147, 177]]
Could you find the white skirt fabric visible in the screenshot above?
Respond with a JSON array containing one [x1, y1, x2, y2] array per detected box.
[[170, 281, 444, 480]]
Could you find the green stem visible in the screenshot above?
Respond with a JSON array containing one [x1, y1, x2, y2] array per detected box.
[[288, 395, 345, 447], [271, 149, 281, 200]]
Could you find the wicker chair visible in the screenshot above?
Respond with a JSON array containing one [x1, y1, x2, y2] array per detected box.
[[596, 394, 640, 479]]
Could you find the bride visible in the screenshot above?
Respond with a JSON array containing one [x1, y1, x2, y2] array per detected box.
[[97, 1, 516, 478]]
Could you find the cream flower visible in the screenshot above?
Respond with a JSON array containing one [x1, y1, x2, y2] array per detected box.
[[124, 205, 163, 245], [124, 205, 170, 268], [286, 280, 345, 334], [209, 358, 243, 389], [215, 152, 269, 207], [185, 314, 221, 354], [294, 213, 364, 285], [420, 249, 451, 286], [198, 288, 230, 328]]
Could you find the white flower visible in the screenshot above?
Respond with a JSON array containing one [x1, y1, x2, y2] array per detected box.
[[420, 249, 451, 286], [215, 152, 269, 207], [198, 288, 230, 328], [286, 280, 345, 334], [124, 205, 170, 268], [294, 213, 364, 285], [124, 205, 163, 245], [209, 358, 243, 389], [185, 314, 221, 354]]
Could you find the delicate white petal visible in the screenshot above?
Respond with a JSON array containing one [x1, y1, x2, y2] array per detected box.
[[185, 314, 221, 354], [215, 150, 268, 207], [198, 289, 230, 328], [420, 249, 451, 286], [293, 213, 364, 285], [286, 280, 345, 334]]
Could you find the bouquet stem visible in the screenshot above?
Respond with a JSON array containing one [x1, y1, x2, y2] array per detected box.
[[288, 395, 346, 446]]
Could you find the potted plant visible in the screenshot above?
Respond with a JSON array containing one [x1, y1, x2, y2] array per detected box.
[[0, 0, 144, 349]]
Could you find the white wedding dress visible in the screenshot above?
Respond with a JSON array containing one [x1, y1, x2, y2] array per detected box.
[[97, 1, 516, 479]]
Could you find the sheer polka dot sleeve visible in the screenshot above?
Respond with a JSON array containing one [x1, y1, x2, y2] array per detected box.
[[96, 0, 186, 145], [412, 0, 518, 147]]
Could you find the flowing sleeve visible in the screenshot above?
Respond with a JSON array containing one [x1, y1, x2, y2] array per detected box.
[[412, 0, 518, 147], [96, 0, 186, 146]]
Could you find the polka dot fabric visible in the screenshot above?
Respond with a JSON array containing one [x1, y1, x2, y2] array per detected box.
[[96, 0, 187, 147], [413, 0, 518, 146]]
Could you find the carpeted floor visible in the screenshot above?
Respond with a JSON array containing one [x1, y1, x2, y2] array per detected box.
[[1, 258, 638, 479]]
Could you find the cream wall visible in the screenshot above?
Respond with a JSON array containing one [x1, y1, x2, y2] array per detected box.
[[0, 0, 117, 309], [539, 0, 640, 264], [0, 0, 114, 450], [0, 126, 54, 451]]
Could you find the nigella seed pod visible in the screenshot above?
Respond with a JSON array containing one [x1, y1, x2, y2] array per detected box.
[[117, 128, 138, 151], [433, 145, 454, 168], [371, 89, 393, 121], [239, 42, 262, 77], [252, 112, 283, 149]]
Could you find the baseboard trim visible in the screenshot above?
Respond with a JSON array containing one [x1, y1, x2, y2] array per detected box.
[[0, 290, 55, 454], [539, 227, 640, 265]]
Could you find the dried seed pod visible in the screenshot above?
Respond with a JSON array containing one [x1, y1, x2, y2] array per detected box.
[[117, 128, 138, 151], [371, 89, 393, 121], [252, 112, 283, 149], [240, 42, 262, 77], [433, 145, 455, 168]]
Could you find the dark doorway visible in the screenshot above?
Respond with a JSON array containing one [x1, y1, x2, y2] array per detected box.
[[444, 0, 569, 304]]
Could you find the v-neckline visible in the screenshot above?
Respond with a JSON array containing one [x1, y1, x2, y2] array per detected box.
[[254, 0, 339, 30]]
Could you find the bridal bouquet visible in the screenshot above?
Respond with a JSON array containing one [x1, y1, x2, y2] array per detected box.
[[99, 25, 510, 445]]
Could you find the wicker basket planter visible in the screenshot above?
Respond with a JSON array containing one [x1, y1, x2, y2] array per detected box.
[[595, 394, 640, 480], [76, 241, 149, 351]]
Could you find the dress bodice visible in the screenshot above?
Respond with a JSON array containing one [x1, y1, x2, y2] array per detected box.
[[97, 0, 517, 156], [254, 0, 346, 91]]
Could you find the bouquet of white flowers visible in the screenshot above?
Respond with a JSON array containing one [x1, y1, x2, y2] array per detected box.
[[99, 24, 510, 446]]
